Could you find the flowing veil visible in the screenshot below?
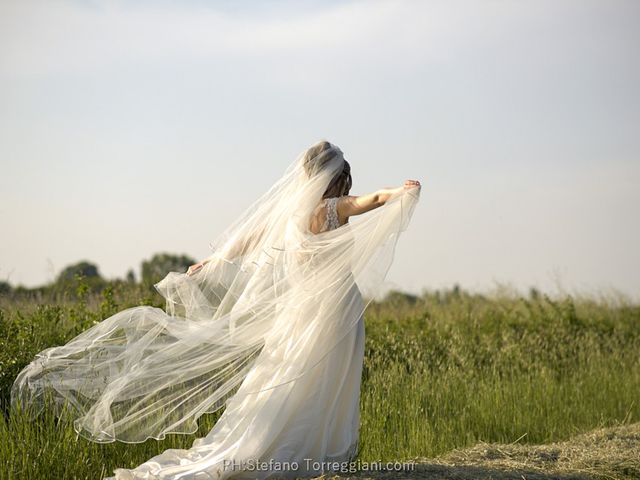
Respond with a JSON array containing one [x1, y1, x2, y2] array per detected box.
[[10, 140, 421, 445]]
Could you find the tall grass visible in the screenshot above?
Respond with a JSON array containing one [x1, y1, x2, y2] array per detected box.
[[0, 283, 638, 479], [361, 290, 639, 460]]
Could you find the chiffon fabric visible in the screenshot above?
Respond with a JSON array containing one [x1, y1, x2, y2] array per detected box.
[[10, 141, 421, 479]]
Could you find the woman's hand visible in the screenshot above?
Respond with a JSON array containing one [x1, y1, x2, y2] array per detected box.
[[403, 179, 421, 190], [186, 261, 206, 276]]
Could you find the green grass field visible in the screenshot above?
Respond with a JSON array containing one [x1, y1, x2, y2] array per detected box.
[[1, 282, 638, 479]]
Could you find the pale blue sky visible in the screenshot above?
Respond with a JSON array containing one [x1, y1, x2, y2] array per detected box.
[[1, 0, 639, 300]]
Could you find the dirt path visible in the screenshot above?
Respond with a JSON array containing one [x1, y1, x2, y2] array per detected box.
[[320, 422, 640, 480]]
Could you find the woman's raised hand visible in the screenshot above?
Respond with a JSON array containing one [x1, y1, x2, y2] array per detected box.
[[186, 261, 205, 276], [403, 179, 421, 189]]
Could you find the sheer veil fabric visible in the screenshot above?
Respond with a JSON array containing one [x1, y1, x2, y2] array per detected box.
[[11, 141, 421, 479]]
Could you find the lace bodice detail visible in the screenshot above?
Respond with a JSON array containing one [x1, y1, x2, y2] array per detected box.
[[324, 197, 341, 231], [308, 196, 344, 234]]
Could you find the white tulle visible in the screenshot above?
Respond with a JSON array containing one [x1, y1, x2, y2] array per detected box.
[[10, 141, 420, 479]]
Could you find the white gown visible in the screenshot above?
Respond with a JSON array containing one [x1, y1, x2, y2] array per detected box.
[[107, 196, 366, 480]]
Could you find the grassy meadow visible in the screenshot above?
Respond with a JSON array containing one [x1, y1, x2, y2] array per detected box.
[[0, 280, 638, 479]]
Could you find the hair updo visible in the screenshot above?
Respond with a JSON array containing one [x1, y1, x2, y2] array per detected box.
[[302, 140, 352, 199]]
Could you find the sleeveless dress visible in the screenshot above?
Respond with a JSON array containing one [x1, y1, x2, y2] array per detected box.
[[107, 196, 366, 480]]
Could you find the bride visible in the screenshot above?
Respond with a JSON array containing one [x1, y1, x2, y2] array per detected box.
[[11, 140, 421, 479]]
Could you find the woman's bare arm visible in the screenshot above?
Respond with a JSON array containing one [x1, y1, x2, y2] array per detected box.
[[189, 180, 420, 274], [338, 179, 420, 220]]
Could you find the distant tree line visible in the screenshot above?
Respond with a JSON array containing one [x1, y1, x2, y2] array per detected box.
[[0, 256, 550, 305], [0, 253, 196, 297]]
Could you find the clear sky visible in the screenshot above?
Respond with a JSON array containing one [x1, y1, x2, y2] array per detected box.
[[1, 0, 639, 301]]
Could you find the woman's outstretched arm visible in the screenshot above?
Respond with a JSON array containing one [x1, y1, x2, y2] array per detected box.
[[338, 179, 420, 220]]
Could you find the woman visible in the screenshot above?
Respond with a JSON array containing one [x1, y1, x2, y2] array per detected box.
[[11, 140, 421, 479]]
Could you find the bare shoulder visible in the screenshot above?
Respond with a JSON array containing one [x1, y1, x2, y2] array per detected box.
[[337, 192, 383, 219], [336, 196, 355, 217], [335, 196, 352, 224]]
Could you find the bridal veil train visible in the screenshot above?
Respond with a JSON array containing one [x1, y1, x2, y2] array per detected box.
[[11, 140, 421, 479]]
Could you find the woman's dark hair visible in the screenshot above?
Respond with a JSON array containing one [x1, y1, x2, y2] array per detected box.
[[303, 140, 352, 199]]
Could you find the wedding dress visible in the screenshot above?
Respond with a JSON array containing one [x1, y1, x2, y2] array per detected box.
[[10, 142, 420, 479]]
